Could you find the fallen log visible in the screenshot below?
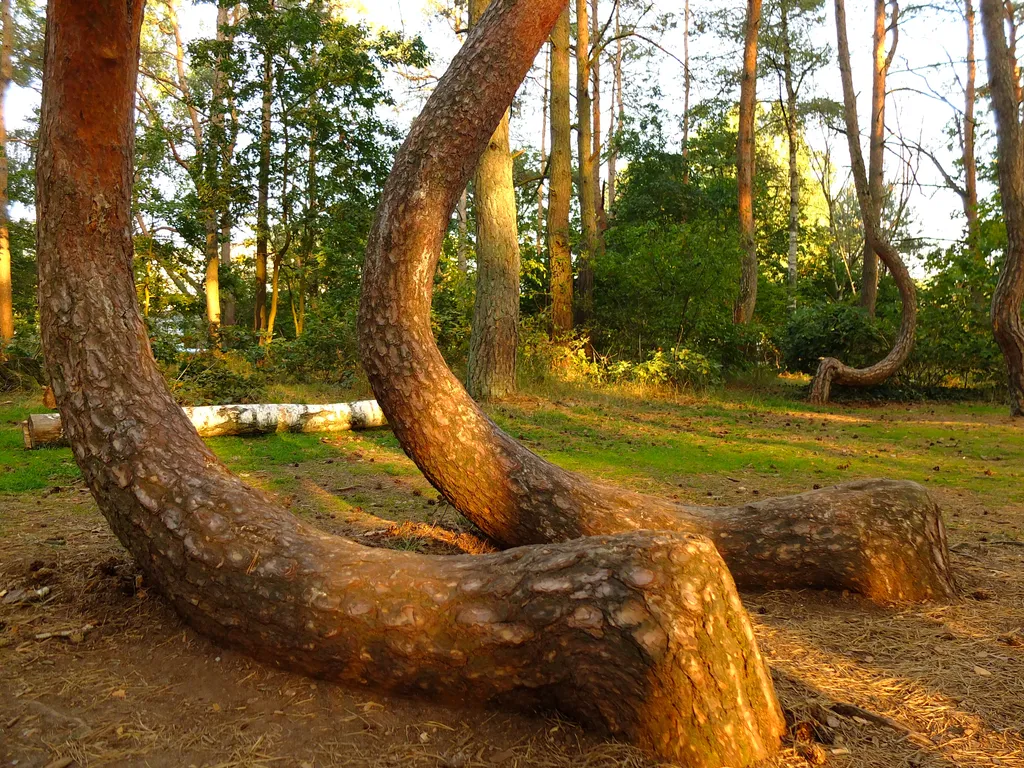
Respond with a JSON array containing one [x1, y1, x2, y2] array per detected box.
[[22, 400, 387, 449]]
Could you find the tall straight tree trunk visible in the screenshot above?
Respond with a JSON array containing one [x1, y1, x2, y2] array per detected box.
[[218, 4, 236, 327], [606, 3, 623, 213], [575, 0, 598, 325], [781, 4, 800, 301], [0, 0, 12, 349], [548, 9, 573, 336], [683, 0, 691, 186], [456, 188, 469, 273], [591, 0, 606, 237], [735, 0, 762, 325], [980, 0, 1024, 416], [255, 51, 272, 336], [466, 0, 521, 401], [861, 0, 896, 316], [39, 3, 790, 763], [964, 0, 980, 258], [537, 44, 548, 260], [204, 3, 231, 337], [810, 0, 916, 404]]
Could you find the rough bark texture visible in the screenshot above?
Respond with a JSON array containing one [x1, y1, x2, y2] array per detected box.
[[547, 9, 573, 336], [810, 0, 916, 405], [37, 2, 790, 763], [735, 0, 762, 325], [465, 0, 521, 401], [0, 0, 12, 347], [356, 0, 953, 604], [574, 0, 597, 325], [980, 0, 1024, 416], [24, 401, 388, 449]]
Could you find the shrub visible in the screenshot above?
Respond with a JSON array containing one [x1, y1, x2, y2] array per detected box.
[[168, 351, 267, 406], [783, 302, 889, 375]]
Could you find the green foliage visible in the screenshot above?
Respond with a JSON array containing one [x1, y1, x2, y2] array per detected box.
[[263, 308, 360, 385], [167, 351, 267, 406], [783, 302, 889, 374]]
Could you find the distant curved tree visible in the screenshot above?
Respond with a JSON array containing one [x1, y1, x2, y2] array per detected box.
[[359, 3, 952, 603], [807, 0, 917, 405], [37, 0, 786, 765]]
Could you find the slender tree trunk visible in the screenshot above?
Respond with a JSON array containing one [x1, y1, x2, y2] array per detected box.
[[964, 0, 980, 258], [215, 4, 236, 328], [861, 0, 896, 316], [0, 0, 12, 350], [39, 4, 790, 763], [980, 0, 1024, 416], [810, 0, 916, 403], [457, 188, 469, 273], [358, 0, 954, 606], [606, 4, 622, 213], [781, 5, 800, 301], [735, 0, 762, 325], [466, 0, 521, 401], [537, 44, 548, 260], [548, 9, 573, 335], [591, 0, 606, 238], [255, 51, 272, 336], [682, 0, 691, 186], [265, 252, 281, 345], [575, 0, 598, 325]]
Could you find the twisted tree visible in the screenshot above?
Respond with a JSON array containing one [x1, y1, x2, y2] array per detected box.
[[807, 0, 917, 405], [36, 0, 787, 764], [358, 2, 952, 603]]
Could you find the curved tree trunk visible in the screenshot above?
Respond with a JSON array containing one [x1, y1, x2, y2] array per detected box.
[[734, 0, 762, 325], [809, 0, 916, 405], [547, 9, 573, 336], [36, 1, 787, 764], [466, 0, 521, 401], [980, 0, 1024, 416], [357, 2, 952, 602]]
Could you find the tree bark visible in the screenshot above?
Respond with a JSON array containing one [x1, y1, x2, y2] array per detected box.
[[23, 401, 388, 449], [735, 0, 762, 325], [37, 4, 789, 762], [860, 0, 897, 316], [0, 0, 11, 350], [547, 9, 573, 336], [980, 0, 1024, 416], [964, 0, 980, 259], [591, 0, 606, 238], [575, 0, 598, 326], [466, 0, 521, 401], [810, 0, 916, 404], [357, 0, 953, 604], [255, 49, 272, 335], [781, 4, 800, 302], [683, 0, 691, 186]]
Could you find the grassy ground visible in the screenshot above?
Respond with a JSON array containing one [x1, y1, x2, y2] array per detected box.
[[1, 381, 1023, 767]]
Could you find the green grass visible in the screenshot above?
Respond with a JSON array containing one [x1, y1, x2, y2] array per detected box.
[[2, 385, 1022, 515]]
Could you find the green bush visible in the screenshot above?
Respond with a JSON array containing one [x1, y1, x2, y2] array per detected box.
[[783, 302, 889, 375], [263, 309, 360, 385], [167, 351, 267, 406]]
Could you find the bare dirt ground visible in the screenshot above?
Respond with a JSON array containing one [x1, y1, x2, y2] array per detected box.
[[2, 392, 1023, 768]]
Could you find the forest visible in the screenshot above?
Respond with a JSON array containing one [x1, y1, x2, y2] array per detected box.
[[0, 0, 1023, 767]]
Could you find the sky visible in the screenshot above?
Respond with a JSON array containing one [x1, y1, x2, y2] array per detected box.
[[7, 0, 983, 262]]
